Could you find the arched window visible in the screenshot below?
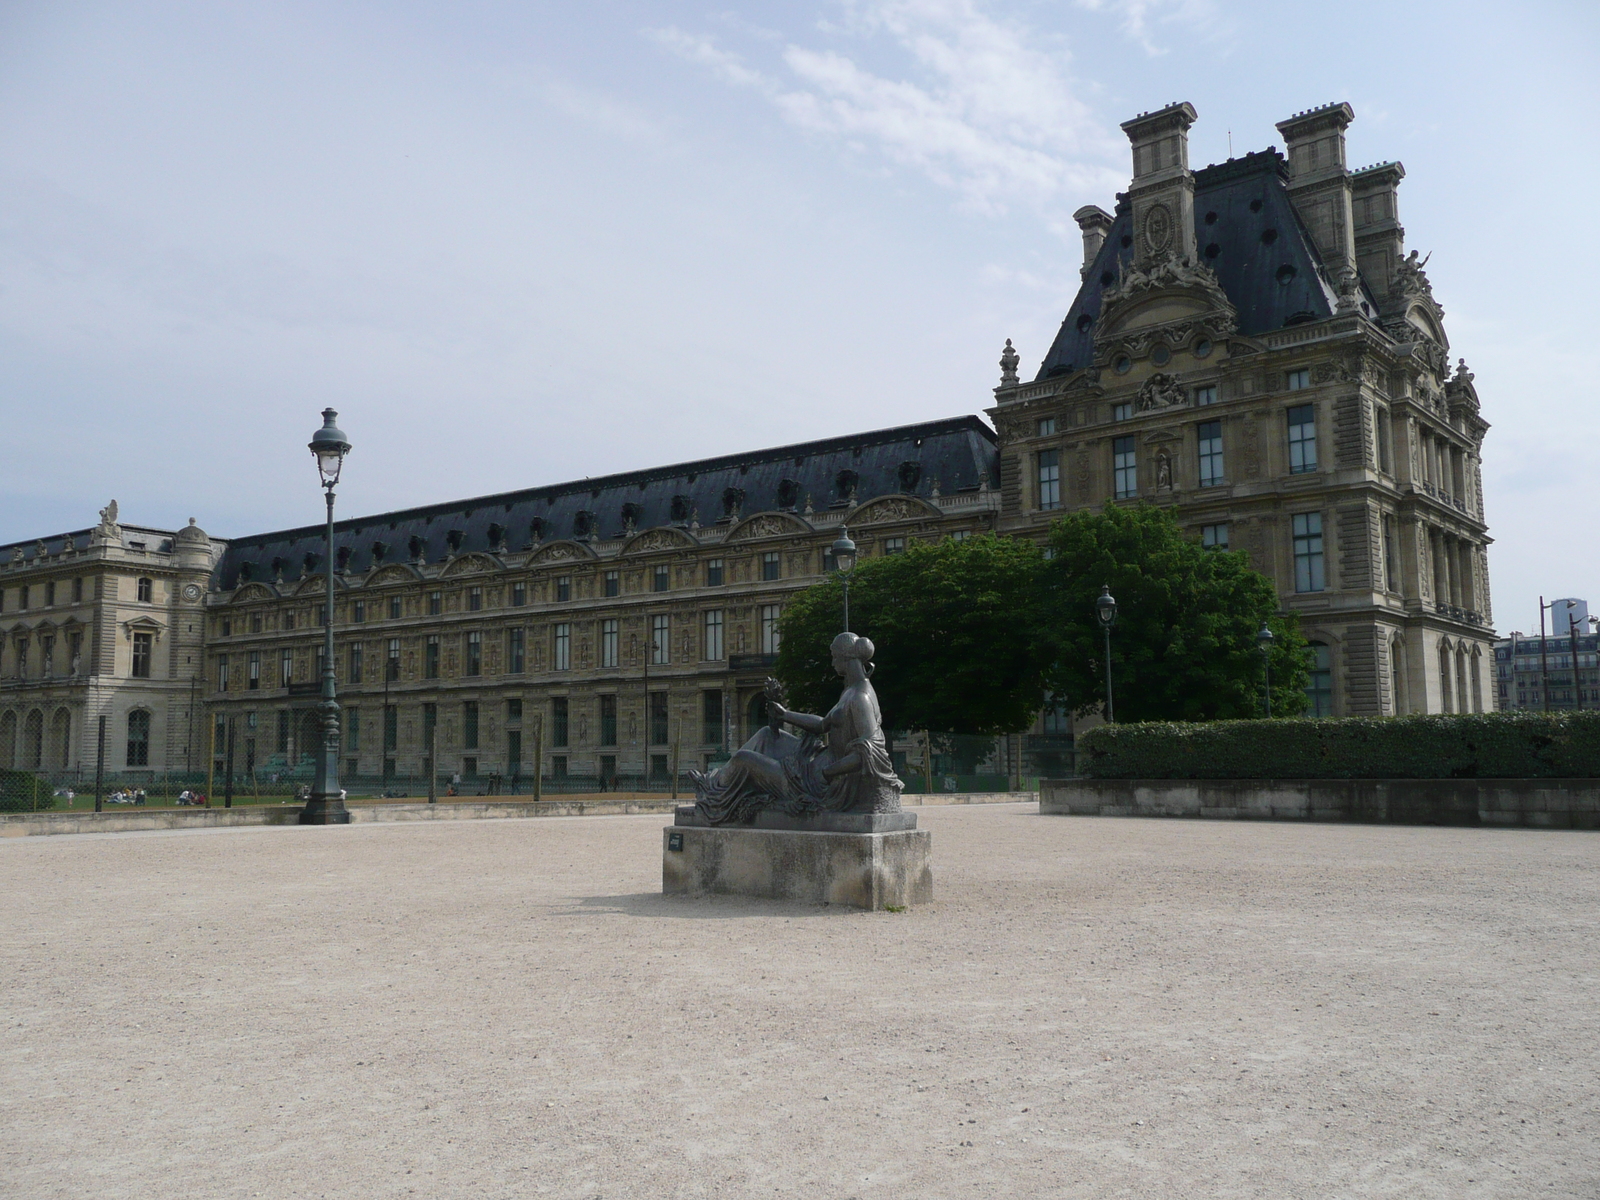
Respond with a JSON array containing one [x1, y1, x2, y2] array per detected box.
[[1456, 646, 1470, 714], [1390, 637, 1407, 715], [49, 709, 71, 770], [1438, 642, 1454, 714], [23, 710, 44, 770], [126, 709, 151, 768], [1470, 649, 1484, 713], [1306, 643, 1334, 717]]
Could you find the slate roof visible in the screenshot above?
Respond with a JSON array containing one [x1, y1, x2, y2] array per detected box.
[[213, 416, 998, 590], [1036, 149, 1375, 380]]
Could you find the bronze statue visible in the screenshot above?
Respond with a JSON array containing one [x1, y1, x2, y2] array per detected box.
[[689, 632, 903, 826]]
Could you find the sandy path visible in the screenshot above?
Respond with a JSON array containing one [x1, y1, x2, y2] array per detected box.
[[1, 804, 1596, 1198]]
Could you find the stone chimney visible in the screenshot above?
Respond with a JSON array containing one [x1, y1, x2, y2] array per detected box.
[[1119, 102, 1198, 269], [1073, 205, 1113, 279], [1352, 161, 1407, 299], [1275, 102, 1358, 282]]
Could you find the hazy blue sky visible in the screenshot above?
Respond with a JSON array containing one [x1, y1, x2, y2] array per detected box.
[[2, 1, 1595, 633]]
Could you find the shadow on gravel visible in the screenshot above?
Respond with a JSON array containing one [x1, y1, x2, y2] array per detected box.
[[569, 892, 852, 920]]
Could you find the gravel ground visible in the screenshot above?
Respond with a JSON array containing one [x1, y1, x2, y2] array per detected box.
[[1, 803, 1596, 1199]]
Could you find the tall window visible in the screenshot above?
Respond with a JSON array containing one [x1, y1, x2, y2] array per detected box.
[[599, 695, 617, 746], [352, 599, 365, 623], [760, 605, 781, 655], [45, 581, 56, 607], [507, 729, 521, 770], [425, 635, 441, 679], [1201, 524, 1229, 550], [604, 570, 620, 598], [126, 709, 150, 767], [132, 632, 153, 678], [73, 577, 83, 603], [702, 690, 724, 746], [1037, 449, 1061, 510], [649, 692, 669, 745], [653, 565, 670, 593], [1037, 416, 1056, 435], [1306, 643, 1333, 716], [882, 537, 905, 555], [282, 648, 294, 686], [1375, 409, 1391, 473], [1112, 402, 1132, 422], [468, 586, 482, 612], [465, 631, 482, 676], [216, 653, 228, 691], [705, 559, 724, 587], [1438, 644, 1454, 714], [18, 585, 28, 610], [249, 651, 262, 689], [277, 711, 291, 753], [1113, 436, 1138, 499], [508, 627, 525, 674], [463, 701, 479, 750], [512, 581, 527, 607], [384, 705, 398, 752], [651, 614, 669, 665], [137, 577, 153, 602], [386, 638, 400, 681], [600, 619, 619, 668], [553, 624, 570, 671], [1293, 513, 1325, 593], [555, 576, 571, 602], [1194, 384, 1217, 406], [428, 591, 442, 615], [1383, 517, 1397, 591], [346, 644, 361, 685], [1286, 368, 1310, 391], [506, 698, 522, 724], [761, 552, 781, 581], [1288, 404, 1317, 474], [1197, 420, 1224, 487], [703, 610, 724, 661], [552, 696, 569, 747], [389, 596, 402, 619]]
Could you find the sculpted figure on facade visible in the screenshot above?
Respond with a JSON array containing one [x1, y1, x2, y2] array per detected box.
[[688, 633, 903, 826]]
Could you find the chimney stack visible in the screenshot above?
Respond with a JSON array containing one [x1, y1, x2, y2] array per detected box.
[[1073, 205, 1113, 279], [1119, 102, 1199, 269], [1275, 103, 1358, 282], [1352, 161, 1406, 299]]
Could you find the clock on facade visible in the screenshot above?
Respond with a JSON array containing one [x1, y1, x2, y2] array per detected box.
[[182, 584, 201, 600]]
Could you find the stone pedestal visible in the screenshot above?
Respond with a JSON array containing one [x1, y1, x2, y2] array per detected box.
[[663, 807, 932, 910]]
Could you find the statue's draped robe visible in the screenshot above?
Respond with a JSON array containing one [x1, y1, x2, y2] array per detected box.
[[690, 690, 903, 825]]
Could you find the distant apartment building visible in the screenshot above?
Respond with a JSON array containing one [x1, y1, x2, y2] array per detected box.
[[1494, 599, 1598, 712]]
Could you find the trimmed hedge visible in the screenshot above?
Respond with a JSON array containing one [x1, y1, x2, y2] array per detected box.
[[1076, 712, 1600, 780], [0, 769, 55, 813]]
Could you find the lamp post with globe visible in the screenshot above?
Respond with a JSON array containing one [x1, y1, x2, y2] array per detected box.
[[300, 409, 352, 825], [1096, 585, 1118, 724], [1258, 623, 1276, 718], [831, 528, 858, 632]]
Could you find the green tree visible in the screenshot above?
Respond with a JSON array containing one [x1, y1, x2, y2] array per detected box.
[[775, 533, 1050, 734], [1040, 503, 1310, 722]]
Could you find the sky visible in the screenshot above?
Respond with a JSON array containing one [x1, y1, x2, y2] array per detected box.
[[2, 0, 1596, 635]]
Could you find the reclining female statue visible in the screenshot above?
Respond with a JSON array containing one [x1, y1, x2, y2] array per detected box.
[[689, 632, 903, 826]]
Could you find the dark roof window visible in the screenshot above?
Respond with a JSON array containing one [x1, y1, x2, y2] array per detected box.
[[1261, 228, 1279, 245]]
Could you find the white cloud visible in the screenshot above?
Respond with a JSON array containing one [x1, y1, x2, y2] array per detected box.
[[1073, 0, 1220, 56], [650, 2, 1124, 215]]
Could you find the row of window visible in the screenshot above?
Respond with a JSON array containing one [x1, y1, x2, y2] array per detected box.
[[1032, 371, 1323, 440], [0, 576, 152, 613], [216, 606, 784, 691], [1036, 406, 1319, 508]]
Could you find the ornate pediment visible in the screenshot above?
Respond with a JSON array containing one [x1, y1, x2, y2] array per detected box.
[[440, 552, 503, 579], [845, 496, 941, 525], [620, 527, 698, 555], [725, 512, 812, 541], [293, 574, 339, 597], [121, 615, 165, 641], [1098, 254, 1237, 340], [230, 582, 281, 603], [528, 540, 595, 566], [364, 563, 422, 587]]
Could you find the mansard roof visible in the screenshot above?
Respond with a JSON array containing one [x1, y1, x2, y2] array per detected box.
[[1036, 149, 1364, 380], [213, 416, 998, 590]]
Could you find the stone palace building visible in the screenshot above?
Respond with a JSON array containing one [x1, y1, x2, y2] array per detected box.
[[0, 99, 1495, 782]]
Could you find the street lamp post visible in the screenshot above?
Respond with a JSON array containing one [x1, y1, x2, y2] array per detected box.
[[1095, 585, 1117, 724], [300, 408, 352, 825], [831, 527, 858, 633], [1257, 623, 1275, 718]]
